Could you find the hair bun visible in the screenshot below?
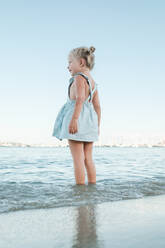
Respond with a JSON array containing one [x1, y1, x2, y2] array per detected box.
[[89, 46, 96, 54]]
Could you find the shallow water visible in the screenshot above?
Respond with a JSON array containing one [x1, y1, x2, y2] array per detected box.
[[0, 146, 165, 214]]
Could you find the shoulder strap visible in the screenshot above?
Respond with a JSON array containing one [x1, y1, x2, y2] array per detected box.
[[92, 82, 97, 93], [68, 72, 97, 102], [72, 72, 93, 101], [68, 77, 74, 99]]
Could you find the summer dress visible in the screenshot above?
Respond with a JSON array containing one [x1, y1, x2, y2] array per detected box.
[[52, 72, 99, 142]]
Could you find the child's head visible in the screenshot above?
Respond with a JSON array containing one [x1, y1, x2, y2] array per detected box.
[[68, 46, 95, 75]]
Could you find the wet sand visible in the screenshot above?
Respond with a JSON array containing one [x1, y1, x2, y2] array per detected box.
[[0, 194, 165, 248]]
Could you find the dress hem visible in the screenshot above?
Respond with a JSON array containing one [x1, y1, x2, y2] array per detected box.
[[52, 134, 98, 142]]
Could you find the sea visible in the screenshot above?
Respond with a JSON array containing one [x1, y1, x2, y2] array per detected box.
[[0, 146, 165, 214]]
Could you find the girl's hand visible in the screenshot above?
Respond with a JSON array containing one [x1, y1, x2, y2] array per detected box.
[[69, 118, 78, 134]]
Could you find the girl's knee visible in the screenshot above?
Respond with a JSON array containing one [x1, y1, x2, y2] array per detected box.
[[84, 157, 93, 166]]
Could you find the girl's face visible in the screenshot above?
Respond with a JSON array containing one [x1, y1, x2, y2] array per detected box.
[[67, 55, 85, 76]]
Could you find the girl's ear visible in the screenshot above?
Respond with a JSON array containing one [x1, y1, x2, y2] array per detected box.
[[79, 58, 86, 67]]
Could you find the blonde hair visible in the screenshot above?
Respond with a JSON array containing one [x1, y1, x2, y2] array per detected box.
[[69, 46, 96, 70]]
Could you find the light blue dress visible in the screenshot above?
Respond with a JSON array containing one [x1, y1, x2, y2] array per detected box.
[[52, 72, 99, 142]]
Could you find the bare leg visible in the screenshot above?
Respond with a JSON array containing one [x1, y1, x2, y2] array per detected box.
[[83, 142, 96, 184], [68, 139, 86, 185]]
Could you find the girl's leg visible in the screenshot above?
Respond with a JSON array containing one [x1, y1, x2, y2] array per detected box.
[[68, 139, 86, 185], [83, 142, 96, 184]]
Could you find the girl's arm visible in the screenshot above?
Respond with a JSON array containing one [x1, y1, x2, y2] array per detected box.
[[92, 90, 101, 127], [70, 75, 86, 120]]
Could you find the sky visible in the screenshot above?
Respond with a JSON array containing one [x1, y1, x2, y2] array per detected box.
[[0, 0, 165, 145]]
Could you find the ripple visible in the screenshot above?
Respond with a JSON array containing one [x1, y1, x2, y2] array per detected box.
[[0, 147, 165, 214]]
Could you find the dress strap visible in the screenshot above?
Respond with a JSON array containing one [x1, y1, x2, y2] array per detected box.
[[73, 72, 93, 101], [68, 72, 97, 102], [86, 81, 98, 102], [68, 77, 74, 99]]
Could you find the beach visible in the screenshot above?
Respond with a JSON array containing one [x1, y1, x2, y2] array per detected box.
[[0, 194, 165, 248]]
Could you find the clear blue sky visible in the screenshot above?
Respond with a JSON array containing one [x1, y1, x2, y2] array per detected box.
[[0, 0, 164, 144]]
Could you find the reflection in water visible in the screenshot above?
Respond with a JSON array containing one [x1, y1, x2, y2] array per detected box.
[[72, 186, 104, 248]]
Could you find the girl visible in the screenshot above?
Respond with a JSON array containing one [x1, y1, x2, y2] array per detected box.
[[52, 46, 101, 185]]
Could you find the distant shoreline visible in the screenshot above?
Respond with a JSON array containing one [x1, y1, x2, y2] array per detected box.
[[0, 144, 165, 148]]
